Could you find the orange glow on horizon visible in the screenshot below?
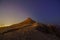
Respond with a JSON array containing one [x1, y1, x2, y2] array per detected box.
[[0, 24, 13, 27]]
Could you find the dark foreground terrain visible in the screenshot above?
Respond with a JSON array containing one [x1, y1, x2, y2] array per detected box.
[[0, 18, 60, 40]]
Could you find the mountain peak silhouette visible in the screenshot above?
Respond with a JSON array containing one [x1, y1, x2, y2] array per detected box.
[[25, 18, 34, 22], [26, 17, 32, 20], [0, 18, 60, 40], [20, 18, 35, 25]]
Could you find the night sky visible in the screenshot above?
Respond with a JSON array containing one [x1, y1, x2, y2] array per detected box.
[[0, 0, 60, 26]]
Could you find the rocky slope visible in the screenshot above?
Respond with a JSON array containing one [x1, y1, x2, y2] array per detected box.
[[0, 18, 60, 40]]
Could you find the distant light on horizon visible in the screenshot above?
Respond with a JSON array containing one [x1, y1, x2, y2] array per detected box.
[[0, 0, 31, 27], [0, 23, 13, 27]]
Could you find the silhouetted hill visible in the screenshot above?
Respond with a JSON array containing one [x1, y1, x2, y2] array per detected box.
[[0, 18, 60, 40]]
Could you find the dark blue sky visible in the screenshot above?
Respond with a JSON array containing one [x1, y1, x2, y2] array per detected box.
[[0, 0, 60, 26], [22, 0, 60, 24]]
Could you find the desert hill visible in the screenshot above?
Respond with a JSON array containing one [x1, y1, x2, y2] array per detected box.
[[0, 18, 60, 40]]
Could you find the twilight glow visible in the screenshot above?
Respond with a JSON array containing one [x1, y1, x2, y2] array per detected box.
[[0, 0, 31, 27], [0, 0, 60, 27]]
